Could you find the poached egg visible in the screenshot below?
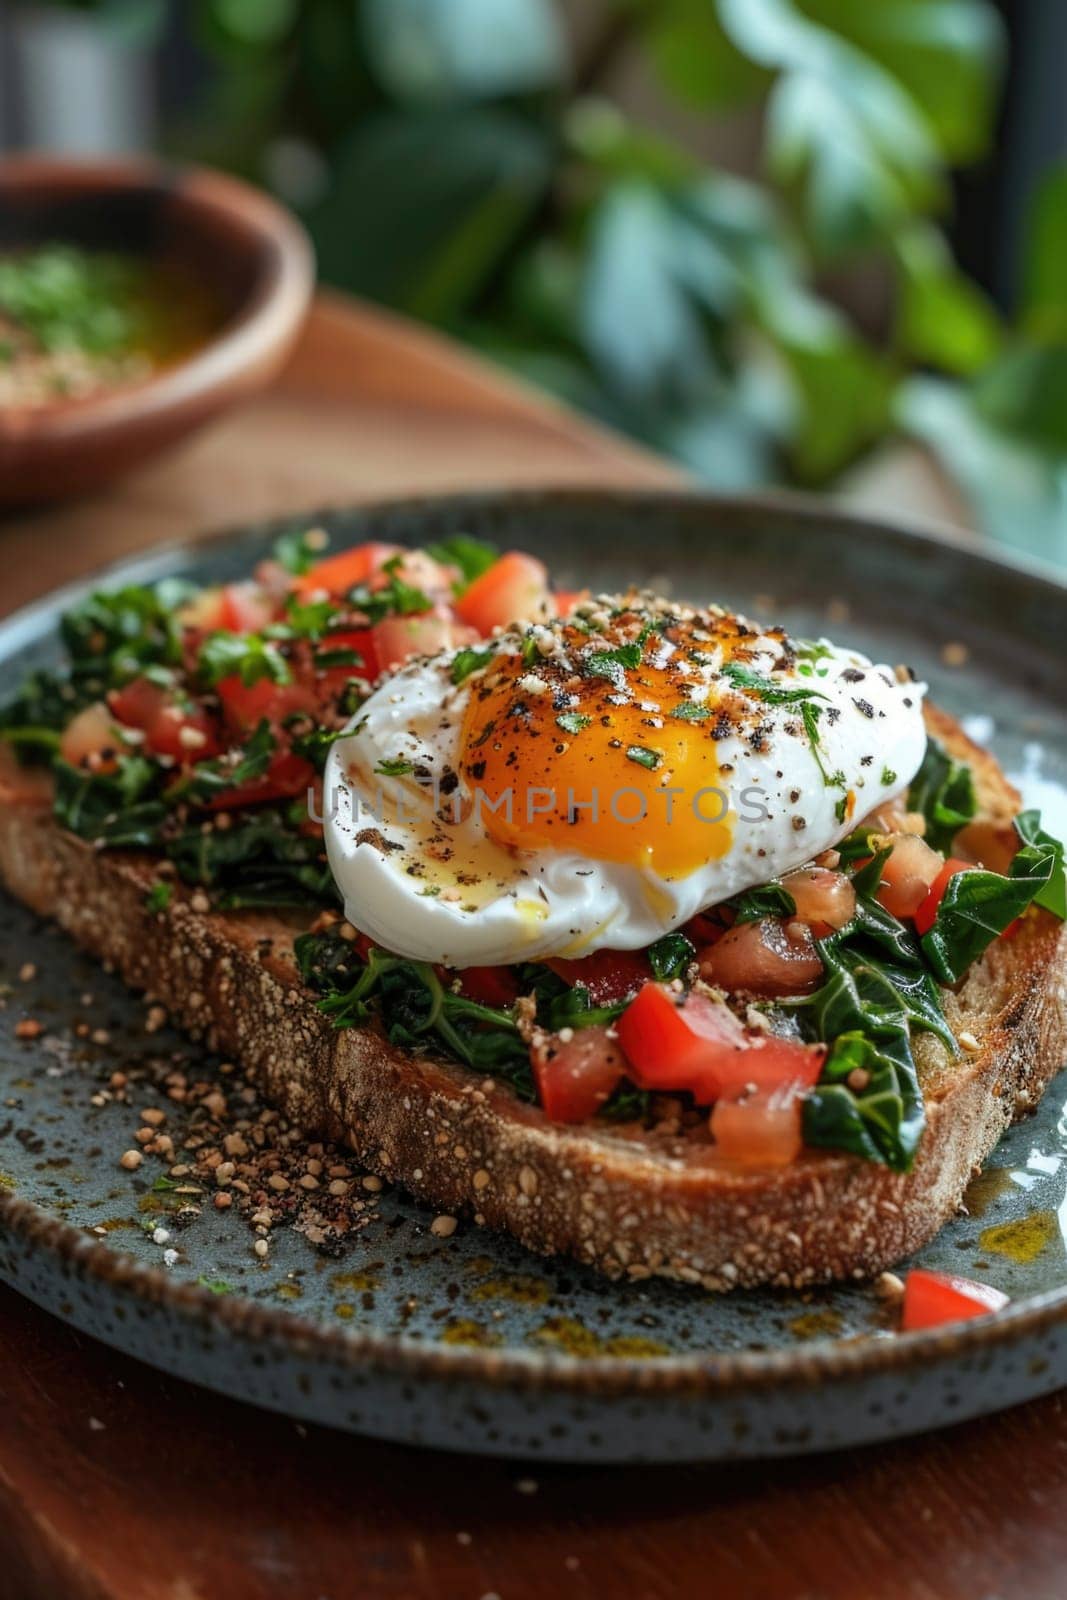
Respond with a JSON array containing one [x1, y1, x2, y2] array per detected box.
[[323, 594, 926, 966]]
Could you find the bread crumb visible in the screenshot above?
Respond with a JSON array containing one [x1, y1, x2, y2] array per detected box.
[[941, 641, 969, 668], [958, 1030, 981, 1053], [431, 1214, 457, 1238], [119, 1150, 143, 1171], [875, 1270, 905, 1301]]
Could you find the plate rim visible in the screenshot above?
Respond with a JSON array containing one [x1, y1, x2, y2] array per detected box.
[[3, 483, 1067, 1400]]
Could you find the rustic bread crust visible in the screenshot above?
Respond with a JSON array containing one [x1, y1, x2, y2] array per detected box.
[[1, 707, 1064, 1291]]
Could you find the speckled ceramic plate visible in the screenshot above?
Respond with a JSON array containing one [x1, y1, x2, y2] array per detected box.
[[2, 489, 1066, 1463]]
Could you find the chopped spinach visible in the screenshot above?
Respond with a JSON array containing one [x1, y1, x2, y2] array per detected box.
[[907, 737, 977, 852], [647, 931, 695, 981], [727, 882, 797, 923], [920, 831, 1063, 984]]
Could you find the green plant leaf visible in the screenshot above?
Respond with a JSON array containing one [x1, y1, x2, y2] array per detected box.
[[717, 0, 947, 254], [800, 0, 1004, 162], [362, 0, 565, 104], [973, 343, 1067, 454], [309, 109, 553, 322], [641, 0, 769, 109], [580, 182, 722, 405], [896, 224, 1001, 375]]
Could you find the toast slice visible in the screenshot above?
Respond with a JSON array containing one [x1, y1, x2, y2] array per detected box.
[[1, 705, 1065, 1292]]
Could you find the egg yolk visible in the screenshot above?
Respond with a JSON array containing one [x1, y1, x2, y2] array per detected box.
[[458, 613, 756, 878]]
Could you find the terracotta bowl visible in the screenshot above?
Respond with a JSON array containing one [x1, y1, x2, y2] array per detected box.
[[0, 156, 314, 504]]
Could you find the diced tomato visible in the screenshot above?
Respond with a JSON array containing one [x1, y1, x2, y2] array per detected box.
[[109, 677, 220, 762], [913, 857, 972, 936], [206, 751, 315, 811], [218, 581, 276, 634], [901, 1268, 1009, 1331], [615, 982, 825, 1105], [545, 949, 652, 1006], [872, 833, 945, 920], [710, 1085, 805, 1168], [531, 1025, 626, 1123], [315, 627, 378, 687], [295, 541, 401, 598], [216, 674, 318, 735], [455, 552, 551, 636], [456, 966, 521, 1008], [59, 702, 124, 772], [551, 589, 588, 618], [698, 917, 824, 998], [782, 867, 855, 936], [372, 609, 475, 671]]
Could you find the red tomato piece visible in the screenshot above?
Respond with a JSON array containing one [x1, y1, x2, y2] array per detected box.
[[455, 551, 551, 635], [901, 1268, 1009, 1331], [218, 581, 276, 634], [109, 677, 220, 762], [698, 917, 824, 998], [709, 1086, 805, 1168], [615, 982, 825, 1105], [372, 609, 474, 671], [913, 858, 973, 936], [545, 949, 652, 1006], [873, 833, 945, 920], [551, 589, 588, 618], [781, 866, 856, 935], [206, 751, 315, 811], [531, 1025, 626, 1123], [295, 541, 401, 598], [315, 627, 378, 686], [216, 674, 318, 735], [456, 966, 521, 1008]]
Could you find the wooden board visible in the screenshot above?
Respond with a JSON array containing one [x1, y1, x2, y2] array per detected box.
[[0, 291, 1062, 1600]]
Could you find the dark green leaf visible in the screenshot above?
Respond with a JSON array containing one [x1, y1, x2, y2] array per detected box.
[[647, 931, 696, 981], [727, 883, 796, 923], [907, 736, 977, 852], [1014, 810, 1067, 919], [309, 109, 553, 323], [920, 842, 1063, 984]]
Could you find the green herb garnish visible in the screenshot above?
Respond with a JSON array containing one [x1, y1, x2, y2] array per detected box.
[[451, 646, 494, 684]]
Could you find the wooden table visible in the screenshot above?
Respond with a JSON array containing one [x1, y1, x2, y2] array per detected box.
[[1, 293, 1063, 1600]]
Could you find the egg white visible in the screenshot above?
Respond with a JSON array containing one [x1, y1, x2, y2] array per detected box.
[[323, 615, 927, 967]]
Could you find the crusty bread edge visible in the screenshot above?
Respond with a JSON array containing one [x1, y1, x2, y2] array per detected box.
[[0, 707, 1064, 1292]]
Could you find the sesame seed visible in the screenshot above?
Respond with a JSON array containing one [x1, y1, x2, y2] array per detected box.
[[254, 1239, 269, 1259]]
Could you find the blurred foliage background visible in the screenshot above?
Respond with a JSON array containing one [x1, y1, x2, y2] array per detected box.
[[32, 0, 1067, 560]]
